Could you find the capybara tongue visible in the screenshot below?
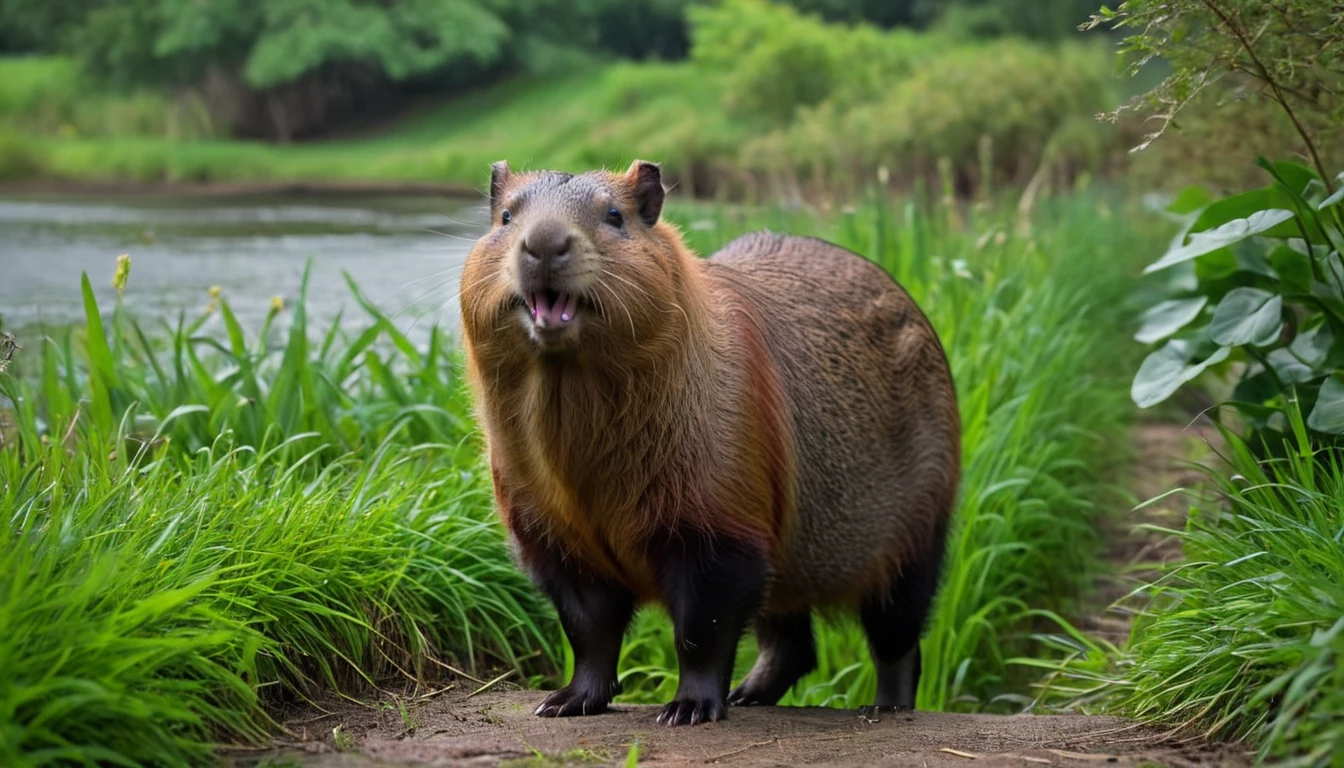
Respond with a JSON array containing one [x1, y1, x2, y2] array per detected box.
[[532, 291, 576, 327]]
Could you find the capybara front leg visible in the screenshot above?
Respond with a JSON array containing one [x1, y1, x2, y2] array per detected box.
[[654, 533, 768, 726], [525, 543, 635, 717]]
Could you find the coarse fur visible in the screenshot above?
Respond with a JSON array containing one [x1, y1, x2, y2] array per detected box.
[[458, 160, 960, 726]]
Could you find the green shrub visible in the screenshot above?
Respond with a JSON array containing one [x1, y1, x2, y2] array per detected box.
[[0, 56, 216, 140], [0, 423, 553, 767], [0, 130, 45, 179], [689, 0, 936, 123], [1129, 159, 1344, 447]]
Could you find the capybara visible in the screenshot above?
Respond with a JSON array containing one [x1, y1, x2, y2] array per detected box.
[[459, 160, 960, 726]]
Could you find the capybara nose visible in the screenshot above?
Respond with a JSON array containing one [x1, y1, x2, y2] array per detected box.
[[522, 219, 574, 273]]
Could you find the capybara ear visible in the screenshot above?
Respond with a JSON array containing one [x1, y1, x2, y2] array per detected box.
[[490, 160, 512, 219], [625, 160, 665, 227]]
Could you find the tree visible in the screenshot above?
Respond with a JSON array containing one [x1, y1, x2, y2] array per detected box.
[[1088, 0, 1344, 182]]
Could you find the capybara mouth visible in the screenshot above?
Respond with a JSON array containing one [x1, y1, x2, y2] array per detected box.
[[525, 289, 580, 330]]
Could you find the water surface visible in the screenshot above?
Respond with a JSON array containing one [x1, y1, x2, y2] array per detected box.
[[0, 192, 486, 341]]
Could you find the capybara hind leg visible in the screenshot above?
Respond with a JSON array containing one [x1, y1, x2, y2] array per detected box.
[[728, 612, 816, 706], [655, 534, 767, 726], [858, 560, 940, 715], [525, 543, 635, 718]]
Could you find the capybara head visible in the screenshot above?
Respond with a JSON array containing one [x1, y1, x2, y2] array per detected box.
[[459, 160, 696, 361]]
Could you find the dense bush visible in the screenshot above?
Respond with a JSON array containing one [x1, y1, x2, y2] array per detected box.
[[0, 130, 44, 179], [0, 57, 215, 140], [738, 38, 1121, 196], [0, 0, 699, 140], [689, 0, 936, 123], [7, 13, 1128, 200]]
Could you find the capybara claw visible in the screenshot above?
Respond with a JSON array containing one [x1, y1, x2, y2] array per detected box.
[[533, 685, 609, 718]]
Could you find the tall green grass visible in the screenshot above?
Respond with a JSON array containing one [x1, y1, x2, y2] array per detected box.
[[0, 187, 1159, 766], [17, 267, 474, 467], [612, 190, 1155, 711], [1041, 413, 1344, 767], [0, 276, 556, 766]]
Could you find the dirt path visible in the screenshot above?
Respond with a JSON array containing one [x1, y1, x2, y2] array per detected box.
[[1078, 419, 1221, 648], [225, 419, 1239, 768], [228, 688, 1244, 767]]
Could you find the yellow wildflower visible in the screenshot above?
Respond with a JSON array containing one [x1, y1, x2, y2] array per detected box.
[[270, 295, 284, 313]]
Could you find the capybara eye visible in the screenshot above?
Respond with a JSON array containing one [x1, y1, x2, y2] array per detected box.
[[606, 207, 624, 228], [501, 210, 512, 225]]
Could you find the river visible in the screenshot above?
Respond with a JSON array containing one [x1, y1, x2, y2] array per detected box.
[[0, 192, 487, 342]]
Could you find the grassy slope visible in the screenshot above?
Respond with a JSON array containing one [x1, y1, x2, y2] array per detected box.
[[0, 189, 1159, 766], [4, 63, 739, 186]]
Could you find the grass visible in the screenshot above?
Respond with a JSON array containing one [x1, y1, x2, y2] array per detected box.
[[0, 186, 1161, 765], [1040, 411, 1344, 767], [0, 273, 557, 765]]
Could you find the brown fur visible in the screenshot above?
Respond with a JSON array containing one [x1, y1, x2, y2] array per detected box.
[[459, 161, 959, 614]]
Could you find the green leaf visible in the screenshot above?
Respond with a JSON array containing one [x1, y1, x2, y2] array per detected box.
[[41, 336, 74, 428], [1270, 245, 1312, 295], [1257, 157, 1319, 199], [1208, 288, 1283, 347], [1319, 181, 1344, 211], [1232, 369, 1281, 405], [1289, 321, 1336, 367], [1266, 348, 1314, 385], [1132, 339, 1232, 408], [1190, 188, 1277, 231], [80, 272, 116, 434], [1165, 186, 1213, 215], [1144, 209, 1295, 274], [1306, 374, 1344, 434], [1134, 297, 1207, 344]]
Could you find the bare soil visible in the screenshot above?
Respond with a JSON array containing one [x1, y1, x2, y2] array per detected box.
[[226, 688, 1247, 768], [223, 418, 1240, 768]]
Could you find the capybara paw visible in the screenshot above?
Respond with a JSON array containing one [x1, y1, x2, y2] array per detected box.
[[857, 704, 914, 722], [727, 678, 777, 706], [656, 695, 726, 726], [533, 685, 611, 717]]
